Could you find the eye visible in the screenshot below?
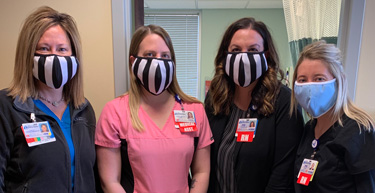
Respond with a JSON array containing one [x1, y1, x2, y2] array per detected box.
[[230, 48, 241, 52], [248, 48, 259, 52], [37, 46, 50, 52], [161, 53, 171, 59], [143, 52, 154, 57], [296, 78, 306, 83], [314, 77, 327, 82], [58, 47, 69, 52]]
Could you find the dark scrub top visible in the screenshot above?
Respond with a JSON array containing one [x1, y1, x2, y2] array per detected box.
[[294, 115, 375, 193]]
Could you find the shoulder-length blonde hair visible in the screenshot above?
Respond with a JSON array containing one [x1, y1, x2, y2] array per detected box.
[[207, 17, 283, 116], [8, 6, 85, 108], [127, 24, 200, 131], [290, 40, 374, 131]]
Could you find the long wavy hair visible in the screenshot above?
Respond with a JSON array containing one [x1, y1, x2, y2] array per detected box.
[[127, 25, 201, 131], [207, 17, 283, 116], [290, 40, 374, 131], [8, 6, 85, 108]]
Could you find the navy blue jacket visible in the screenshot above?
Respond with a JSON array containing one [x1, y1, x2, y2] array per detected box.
[[0, 89, 97, 193]]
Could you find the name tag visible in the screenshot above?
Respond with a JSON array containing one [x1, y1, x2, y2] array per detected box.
[[297, 158, 319, 186], [173, 110, 197, 133], [236, 118, 257, 142], [21, 121, 56, 147]]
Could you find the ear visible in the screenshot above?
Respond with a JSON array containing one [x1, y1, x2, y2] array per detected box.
[[129, 55, 136, 64]]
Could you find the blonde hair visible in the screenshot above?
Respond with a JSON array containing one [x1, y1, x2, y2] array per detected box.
[[127, 25, 200, 131], [207, 17, 283, 116], [8, 6, 85, 108], [290, 40, 374, 131]]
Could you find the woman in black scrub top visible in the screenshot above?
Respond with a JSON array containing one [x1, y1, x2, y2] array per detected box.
[[290, 41, 375, 193]]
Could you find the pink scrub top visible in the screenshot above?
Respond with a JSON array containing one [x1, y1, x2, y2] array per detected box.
[[95, 95, 213, 193]]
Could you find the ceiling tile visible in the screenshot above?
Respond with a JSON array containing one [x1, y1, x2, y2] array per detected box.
[[145, 0, 196, 9], [247, 0, 282, 8], [198, 1, 248, 9], [144, 0, 283, 9]]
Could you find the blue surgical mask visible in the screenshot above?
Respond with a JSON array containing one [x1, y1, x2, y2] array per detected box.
[[294, 79, 337, 118]]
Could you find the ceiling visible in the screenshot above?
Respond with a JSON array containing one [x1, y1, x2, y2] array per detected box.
[[144, 0, 283, 9]]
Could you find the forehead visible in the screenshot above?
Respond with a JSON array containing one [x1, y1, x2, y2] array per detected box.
[[38, 25, 70, 42], [139, 33, 169, 50], [297, 59, 332, 76], [230, 28, 263, 45]]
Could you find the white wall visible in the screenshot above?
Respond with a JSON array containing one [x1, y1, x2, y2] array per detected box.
[[355, 0, 375, 119]]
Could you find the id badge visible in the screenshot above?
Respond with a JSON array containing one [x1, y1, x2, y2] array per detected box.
[[236, 118, 257, 142], [297, 158, 319, 186], [173, 110, 197, 132], [21, 121, 56, 147]]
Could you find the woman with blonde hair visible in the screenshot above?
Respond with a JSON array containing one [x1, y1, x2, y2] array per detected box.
[[291, 40, 375, 192], [0, 6, 97, 193], [96, 25, 213, 193], [205, 17, 304, 193]]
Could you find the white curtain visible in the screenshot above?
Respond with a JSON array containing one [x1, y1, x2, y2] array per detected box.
[[283, 0, 342, 67]]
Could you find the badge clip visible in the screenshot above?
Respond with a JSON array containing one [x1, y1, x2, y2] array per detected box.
[[30, 113, 36, 122]]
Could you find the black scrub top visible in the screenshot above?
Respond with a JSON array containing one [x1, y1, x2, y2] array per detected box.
[[294, 115, 375, 193]]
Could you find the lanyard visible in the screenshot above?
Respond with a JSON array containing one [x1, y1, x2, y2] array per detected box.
[[174, 94, 184, 111], [311, 138, 319, 159], [246, 103, 257, 118]]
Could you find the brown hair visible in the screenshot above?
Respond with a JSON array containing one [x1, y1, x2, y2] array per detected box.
[[207, 17, 283, 116]]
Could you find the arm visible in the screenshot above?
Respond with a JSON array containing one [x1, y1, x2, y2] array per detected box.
[[354, 170, 375, 193], [0, 110, 12, 193], [96, 146, 126, 193], [266, 87, 304, 193], [189, 145, 210, 193]]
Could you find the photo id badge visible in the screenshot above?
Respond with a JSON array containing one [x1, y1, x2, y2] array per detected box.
[[173, 110, 197, 133], [297, 158, 319, 186], [21, 121, 56, 147], [236, 118, 257, 142]]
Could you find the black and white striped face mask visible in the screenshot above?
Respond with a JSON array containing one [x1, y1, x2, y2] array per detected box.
[[224, 52, 268, 87], [132, 56, 174, 95], [33, 55, 79, 89]]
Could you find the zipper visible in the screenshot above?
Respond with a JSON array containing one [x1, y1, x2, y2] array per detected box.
[[14, 99, 86, 193], [22, 182, 28, 193]]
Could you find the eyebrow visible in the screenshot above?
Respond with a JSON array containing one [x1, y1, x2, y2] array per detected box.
[[161, 51, 171, 54], [37, 43, 70, 47], [248, 44, 261, 49], [229, 43, 261, 48]]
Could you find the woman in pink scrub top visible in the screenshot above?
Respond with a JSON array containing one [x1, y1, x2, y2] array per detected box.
[[95, 25, 214, 193]]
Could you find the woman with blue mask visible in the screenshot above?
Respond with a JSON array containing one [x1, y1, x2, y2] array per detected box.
[[290, 40, 375, 193], [0, 6, 97, 193], [205, 17, 304, 193]]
